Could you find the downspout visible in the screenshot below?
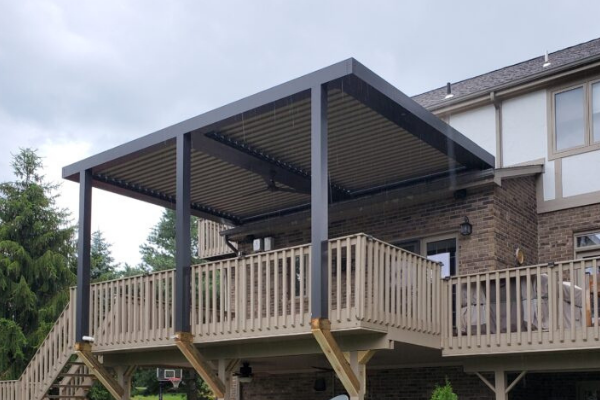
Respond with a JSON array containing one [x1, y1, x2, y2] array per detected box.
[[490, 91, 503, 169]]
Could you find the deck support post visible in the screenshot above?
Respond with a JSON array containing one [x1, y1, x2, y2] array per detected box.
[[115, 365, 136, 400], [174, 331, 226, 399], [75, 342, 124, 400], [216, 359, 238, 400], [474, 370, 527, 400], [345, 350, 376, 400], [76, 169, 92, 343], [311, 319, 360, 398]]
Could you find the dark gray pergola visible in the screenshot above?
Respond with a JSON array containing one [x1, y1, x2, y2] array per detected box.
[[63, 58, 494, 342]]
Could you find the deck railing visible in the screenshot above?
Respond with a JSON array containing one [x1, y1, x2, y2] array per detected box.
[[198, 219, 235, 259], [443, 257, 600, 355], [0, 380, 18, 400], [87, 233, 441, 349]]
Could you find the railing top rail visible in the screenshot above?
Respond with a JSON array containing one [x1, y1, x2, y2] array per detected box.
[[446, 256, 600, 281], [365, 234, 442, 266]]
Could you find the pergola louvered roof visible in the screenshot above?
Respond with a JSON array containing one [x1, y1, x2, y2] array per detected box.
[[62, 59, 494, 226]]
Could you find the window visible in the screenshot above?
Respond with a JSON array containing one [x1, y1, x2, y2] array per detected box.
[[575, 231, 600, 259], [425, 237, 457, 278], [551, 79, 600, 157], [393, 236, 457, 278]]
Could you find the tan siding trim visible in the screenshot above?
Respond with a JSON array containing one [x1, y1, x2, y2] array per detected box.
[[538, 190, 600, 213], [555, 157, 563, 199]]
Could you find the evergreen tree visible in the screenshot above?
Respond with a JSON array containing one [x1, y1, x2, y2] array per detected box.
[[139, 209, 200, 271], [90, 230, 119, 282], [0, 148, 75, 379]]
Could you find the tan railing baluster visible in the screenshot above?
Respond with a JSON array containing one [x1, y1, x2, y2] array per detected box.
[[579, 260, 587, 342], [266, 253, 272, 330], [212, 263, 218, 334], [300, 246, 306, 325], [538, 265, 544, 344], [367, 238, 373, 322], [594, 259, 599, 341], [385, 243, 392, 326], [570, 261, 576, 342], [526, 270, 532, 344], [456, 276, 462, 349], [476, 275, 481, 347], [357, 236, 365, 321], [407, 253, 413, 330], [516, 268, 521, 345], [548, 265, 555, 344], [466, 275, 472, 348], [219, 262, 225, 334], [274, 251, 279, 328], [227, 259, 233, 334], [346, 237, 352, 322], [258, 254, 263, 331], [495, 271, 500, 347], [282, 251, 287, 328], [559, 261, 564, 342], [506, 270, 511, 346], [290, 248, 296, 327]]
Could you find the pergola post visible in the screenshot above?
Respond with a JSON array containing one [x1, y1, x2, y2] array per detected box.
[[76, 169, 92, 343], [310, 83, 329, 320], [173, 133, 228, 399], [175, 132, 192, 333], [310, 83, 361, 398]]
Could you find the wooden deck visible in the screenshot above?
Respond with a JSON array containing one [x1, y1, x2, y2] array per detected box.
[[7, 232, 600, 400], [89, 234, 442, 352]]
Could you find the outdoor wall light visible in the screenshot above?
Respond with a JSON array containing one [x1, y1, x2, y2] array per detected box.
[[460, 217, 472, 236], [237, 362, 253, 383]]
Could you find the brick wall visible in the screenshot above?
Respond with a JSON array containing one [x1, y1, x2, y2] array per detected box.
[[494, 177, 539, 269], [510, 371, 600, 400], [243, 177, 538, 275], [538, 203, 600, 263], [240, 366, 493, 400], [241, 368, 600, 399]]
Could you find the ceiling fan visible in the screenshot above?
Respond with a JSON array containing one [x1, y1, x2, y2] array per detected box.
[[247, 170, 304, 196]]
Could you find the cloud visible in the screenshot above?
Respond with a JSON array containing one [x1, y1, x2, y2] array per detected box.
[[1, 0, 599, 266]]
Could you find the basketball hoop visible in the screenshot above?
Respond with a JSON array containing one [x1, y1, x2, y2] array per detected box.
[[167, 377, 182, 390]]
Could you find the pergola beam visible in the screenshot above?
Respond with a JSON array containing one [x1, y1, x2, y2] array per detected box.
[[93, 173, 241, 225], [193, 131, 351, 200]]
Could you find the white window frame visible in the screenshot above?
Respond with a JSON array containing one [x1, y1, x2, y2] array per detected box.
[[575, 230, 600, 259], [549, 77, 600, 160]]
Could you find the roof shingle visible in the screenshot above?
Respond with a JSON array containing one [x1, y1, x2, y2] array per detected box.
[[412, 37, 600, 109]]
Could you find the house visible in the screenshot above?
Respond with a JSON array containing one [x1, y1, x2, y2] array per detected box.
[[2, 37, 600, 400]]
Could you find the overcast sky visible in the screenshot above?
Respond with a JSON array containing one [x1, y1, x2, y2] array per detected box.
[[1, 0, 599, 267]]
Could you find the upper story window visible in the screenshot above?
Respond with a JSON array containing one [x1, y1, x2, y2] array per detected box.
[[551, 79, 600, 158]]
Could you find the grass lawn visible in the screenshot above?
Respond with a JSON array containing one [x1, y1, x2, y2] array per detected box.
[[132, 395, 186, 400]]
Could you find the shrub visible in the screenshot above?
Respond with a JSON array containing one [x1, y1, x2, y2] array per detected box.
[[430, 378, 458, 400]]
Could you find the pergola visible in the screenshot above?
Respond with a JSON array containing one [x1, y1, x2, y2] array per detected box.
[[63, 58, 494, 398]]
